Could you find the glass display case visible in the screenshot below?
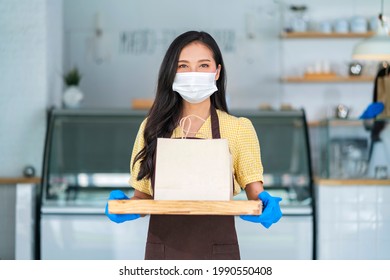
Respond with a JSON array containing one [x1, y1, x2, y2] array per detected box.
[[38, 108, 314, 260], [39, 109, 148, 260], [311, 118, 390, 179], [41, 109, 145, 207], [231, 109, 314, 260], [232, 109, 313, 209]]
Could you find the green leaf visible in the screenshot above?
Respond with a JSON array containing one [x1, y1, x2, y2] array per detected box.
[[63, 67, 82, 86]]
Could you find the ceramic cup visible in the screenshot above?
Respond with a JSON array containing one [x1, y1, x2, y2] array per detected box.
[[334, 19, 349, 33], [350, 16, 367, 33]]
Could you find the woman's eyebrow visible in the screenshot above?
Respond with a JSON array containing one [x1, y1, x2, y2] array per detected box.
[[178, 59, 212, 63]]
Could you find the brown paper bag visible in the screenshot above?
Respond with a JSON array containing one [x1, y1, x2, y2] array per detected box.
[[377, 75, 390, 118], [154, 138, 233, 201]]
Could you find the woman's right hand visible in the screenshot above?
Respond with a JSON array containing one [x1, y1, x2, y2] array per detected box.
[[105, 190, 140, 223]]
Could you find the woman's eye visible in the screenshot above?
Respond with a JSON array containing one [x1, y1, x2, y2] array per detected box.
[[178, 64, 188, 68], [200, 64, 209, 68]]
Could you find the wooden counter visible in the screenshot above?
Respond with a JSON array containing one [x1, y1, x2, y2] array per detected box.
[[0, 177, 41, 185], [315, 178, 390, 186]]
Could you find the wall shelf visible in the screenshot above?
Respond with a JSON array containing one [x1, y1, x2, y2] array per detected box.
[[281, 31, 376, 39], [281, 76, 374, 83], [315, 178, 390, 186], [0, 177, 41, 185], [308, 119, 363, 127]]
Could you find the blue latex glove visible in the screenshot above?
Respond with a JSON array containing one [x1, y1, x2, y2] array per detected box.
[[240, 191, 282, 229], [359, 102, 384, 119], [105, 190, 140, 223]]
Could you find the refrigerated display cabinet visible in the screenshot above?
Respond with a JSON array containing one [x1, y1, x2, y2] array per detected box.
[[38, 108, 315, 260], [232, 109, 314, 260]]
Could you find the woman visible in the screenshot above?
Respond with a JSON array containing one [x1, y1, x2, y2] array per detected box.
[[105, 31, 282, 259]]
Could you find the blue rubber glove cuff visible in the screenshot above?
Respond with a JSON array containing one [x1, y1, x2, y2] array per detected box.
[[239, 191, 282, 229], [359, 102, 384, 119], [105, 190, 140, 223]]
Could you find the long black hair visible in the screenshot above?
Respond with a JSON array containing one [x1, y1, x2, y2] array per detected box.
[[133, 30, 229, 181]]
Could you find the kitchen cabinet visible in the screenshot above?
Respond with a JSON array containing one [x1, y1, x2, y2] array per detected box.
[[0, 178, 40, 260], [38, 108, 315, 260], [315, 179, 390, 259]]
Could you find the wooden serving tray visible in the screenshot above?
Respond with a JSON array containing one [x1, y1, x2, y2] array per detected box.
[[108, 200, 262, 215]]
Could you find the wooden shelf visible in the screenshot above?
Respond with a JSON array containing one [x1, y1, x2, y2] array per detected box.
[[315, 178, 390, 186], [281, 31, 376, 39], [308, 119, 363, 127], [131, 98, 154, 110], [0, 177, 41, 185], [281, 76, 374, 83], [108, 200, 262, 215]]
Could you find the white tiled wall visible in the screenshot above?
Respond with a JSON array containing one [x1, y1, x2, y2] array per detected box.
[[317, 185, 390, 259], [0, 0, 62, 177]]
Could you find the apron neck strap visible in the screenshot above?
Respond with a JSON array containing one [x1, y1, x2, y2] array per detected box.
[[210, 105, 221, 139]]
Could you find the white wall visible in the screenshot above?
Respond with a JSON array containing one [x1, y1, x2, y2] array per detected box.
[[63, 0, 282, 110], [0, 0, 386, 176], [63, 0, 387, 121], [0, 0, 63, 177], [47, 0, 64, 107]]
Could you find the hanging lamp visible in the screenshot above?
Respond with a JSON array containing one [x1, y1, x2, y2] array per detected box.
[[352, 0, 390, 61]]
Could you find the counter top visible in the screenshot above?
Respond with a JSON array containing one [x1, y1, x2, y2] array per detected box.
[[315, 178, 390, 186], [0, 177, 41, 185], [2, 177, 389, 186]]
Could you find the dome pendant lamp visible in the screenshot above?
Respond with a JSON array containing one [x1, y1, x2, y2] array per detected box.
[[352, 0, 390, 61]]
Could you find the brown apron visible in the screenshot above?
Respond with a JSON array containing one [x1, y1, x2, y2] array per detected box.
[[144, 106, 240, 260]]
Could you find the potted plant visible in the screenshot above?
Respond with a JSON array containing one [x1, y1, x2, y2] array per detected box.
[[62, 67, 84, 108]]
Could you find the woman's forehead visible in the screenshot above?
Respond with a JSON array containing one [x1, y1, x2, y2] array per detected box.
[[179, 42, 214, 61]]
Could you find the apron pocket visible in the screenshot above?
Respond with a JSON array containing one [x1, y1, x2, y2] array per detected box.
[[145, 243, 165, 260], [212, 244, 240, 260]]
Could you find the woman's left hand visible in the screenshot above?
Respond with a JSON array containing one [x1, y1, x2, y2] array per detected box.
[[240, 191, 282, 229]]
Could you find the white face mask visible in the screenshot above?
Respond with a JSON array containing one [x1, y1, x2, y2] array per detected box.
[[172, 72, 218, 104]]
